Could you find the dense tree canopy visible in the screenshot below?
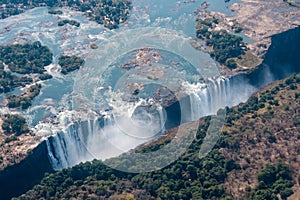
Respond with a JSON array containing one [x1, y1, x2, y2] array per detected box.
[[14, 74, 300, 200], [0, 64, 33, 93], [15, 117, 237, 199], [0, 42, 53, 93], [7, 84, 41, 109], [58, 19, 80, 27], [251, 162, 294, 200]]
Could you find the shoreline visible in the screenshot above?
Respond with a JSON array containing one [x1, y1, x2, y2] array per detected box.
[[194, 0, 300, 77]]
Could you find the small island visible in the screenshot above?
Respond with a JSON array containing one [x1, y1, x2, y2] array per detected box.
[[58, 55, 84, 75], [0, 42, 53, 93], [48, 9, 63, 15], [0, 1, 300, 200], [58, 19, 80, 27], [0, 62, 33, 93], [193, 16, 263, 75], [0, 41, 52, 74], [6, 84, 41, 110], [193, 0, 300, 76]]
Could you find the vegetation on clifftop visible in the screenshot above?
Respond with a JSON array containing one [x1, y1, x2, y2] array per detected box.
[[16, 118, 237, 199], [221, 73, 300, 198], [251, 161, 294, 200]]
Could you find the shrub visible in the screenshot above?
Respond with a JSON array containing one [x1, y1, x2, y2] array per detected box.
[[226, 59, 237, 69], [2, 114, 30, 136], [4, 135, 18, 143]]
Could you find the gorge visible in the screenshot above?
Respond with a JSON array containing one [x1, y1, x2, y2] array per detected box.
[[0, 24, 299, 199], [46, 26, 300, 171]]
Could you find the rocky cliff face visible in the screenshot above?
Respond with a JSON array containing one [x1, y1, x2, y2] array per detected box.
[[230, 26, 300, 89], [263, 26, 300, 77], [0, 140, 53, 200]]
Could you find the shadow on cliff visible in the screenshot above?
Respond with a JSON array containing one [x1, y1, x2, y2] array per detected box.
[[0, 141, 53, 200]]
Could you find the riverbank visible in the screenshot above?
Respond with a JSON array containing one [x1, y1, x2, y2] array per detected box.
[[1, 7, 300, 179], [194, 0, 300, 77]]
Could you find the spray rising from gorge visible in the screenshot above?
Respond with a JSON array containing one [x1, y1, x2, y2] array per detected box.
[[46, 75, 257, 170], [45, 25, 300, 170]]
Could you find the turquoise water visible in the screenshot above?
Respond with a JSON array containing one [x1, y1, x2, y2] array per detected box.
[[128, 0, 247, 37]]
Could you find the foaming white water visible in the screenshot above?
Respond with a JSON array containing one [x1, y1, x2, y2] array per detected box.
[[44, 64, 62, 78], [181, 77, 232, 121], [47, 121, 94, 170], [46, 76, 256, 170], [47, 93, 168, 170]]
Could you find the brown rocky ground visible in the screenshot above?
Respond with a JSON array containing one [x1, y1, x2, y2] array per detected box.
[[0, 118, 42, 170], [231, 0, 300, 56], [1, 0, 299, 191]]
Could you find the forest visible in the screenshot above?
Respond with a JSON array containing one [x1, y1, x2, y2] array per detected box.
[[6, 84, 41, 109], [1, 114, 30, 136], [14, 119, 238, 199], [0, 41, 52, 74], [251, 162, 294, 200], [0, 62, 33, 93]]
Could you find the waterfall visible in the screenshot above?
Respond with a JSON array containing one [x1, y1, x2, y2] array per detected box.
[[46, 76, 255, 170], [46, 101, 168, 170], [46, 121, 97, 170], [184, 77, 240, 122]]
